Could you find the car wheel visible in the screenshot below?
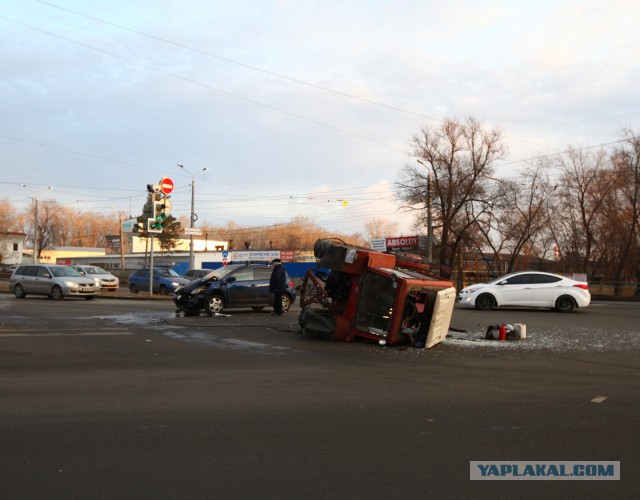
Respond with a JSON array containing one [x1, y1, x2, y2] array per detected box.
[[159, 285, 169, 295], [281, 294, 291, 313], [475, 293, 496, 311], [13, 284, 26, 299], [204, 294, 225, 315], [50, 285, 64, 301], [555, 295, 576, 312], [251, 306, 265, 311], [129, 283, 139, 294]]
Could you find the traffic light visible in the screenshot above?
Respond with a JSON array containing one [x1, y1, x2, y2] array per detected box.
[[133, 216, 145, 233], [138, 183, 172, 234], [142, 194, 153, 221], [147, 218, 162, 233], [149, 193, 169, 232]]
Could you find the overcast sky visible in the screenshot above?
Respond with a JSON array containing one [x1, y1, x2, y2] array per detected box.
[[1, 0, 639, 236]]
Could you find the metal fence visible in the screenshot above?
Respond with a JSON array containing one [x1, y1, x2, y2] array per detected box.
[[588, 282, 639, 297]]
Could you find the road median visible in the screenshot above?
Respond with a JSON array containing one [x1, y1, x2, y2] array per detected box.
[[0, 280, 172, 300]]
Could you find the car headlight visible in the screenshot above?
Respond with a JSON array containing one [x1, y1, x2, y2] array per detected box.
[[191, 285, 207, 294], [65, 281, 80, 288], [461, 288, 480, 295]]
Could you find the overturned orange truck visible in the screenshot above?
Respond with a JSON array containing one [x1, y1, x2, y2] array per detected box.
[[297, 239, 457, 348]]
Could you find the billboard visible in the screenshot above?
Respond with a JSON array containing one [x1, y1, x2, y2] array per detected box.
[[385, 236, 420, 249]]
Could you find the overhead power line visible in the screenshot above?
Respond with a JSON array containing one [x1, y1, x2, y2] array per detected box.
[[0, 13, 405, 153], [32, 1, 559, 151]]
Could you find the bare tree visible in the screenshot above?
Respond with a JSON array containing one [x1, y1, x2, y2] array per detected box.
[[31, 200, 62, 258], [610, 129, 640, 284], [364, 217, 399, 239], [553, 147, 614, 275], [0, 198, 22, 233], [397, 116, 508, 271], [499, 163, 553, 272]]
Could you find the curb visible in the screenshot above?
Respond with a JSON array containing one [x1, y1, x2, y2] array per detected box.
[[0, 286, 172, 300]]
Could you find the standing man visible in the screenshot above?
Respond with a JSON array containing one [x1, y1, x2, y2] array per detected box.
[[269, 258, 287, 315]]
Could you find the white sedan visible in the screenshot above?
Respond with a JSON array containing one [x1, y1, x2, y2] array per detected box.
[[71, 265, 120, 291], [457, 271, 591, 312]]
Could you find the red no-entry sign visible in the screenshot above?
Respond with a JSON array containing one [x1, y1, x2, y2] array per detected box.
[[159, 177, 174, 195]]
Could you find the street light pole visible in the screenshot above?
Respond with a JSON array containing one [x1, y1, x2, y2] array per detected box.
[[190, 175, 195, 266], [177, 163, 208, 269], [416, 159, 433, 263]]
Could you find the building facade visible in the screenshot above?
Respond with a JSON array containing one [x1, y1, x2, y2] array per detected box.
[[0, 232, 26, 265]]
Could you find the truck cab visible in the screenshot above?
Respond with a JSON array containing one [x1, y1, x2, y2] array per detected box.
[[298, 239, 456, 348]]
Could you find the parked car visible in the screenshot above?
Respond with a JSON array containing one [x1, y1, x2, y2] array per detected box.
[[182, 268, 215, 281], [9, 264, 99, 300], [128, 267, 189, 295], [174, 263, 297, 315], [71, 265, 120, 291], [457, 271, 591, 312]]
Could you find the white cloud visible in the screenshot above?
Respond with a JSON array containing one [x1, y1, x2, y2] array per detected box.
[[0, 0, 638, 236]]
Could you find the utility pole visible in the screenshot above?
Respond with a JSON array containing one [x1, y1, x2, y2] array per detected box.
[[427, 171, 433, 263], [118, 213, 125, 273], [33, 194, 38, 264], [110, 206, 126, 273], [21, 184, 52, 264], [417, 159, 434, 263]]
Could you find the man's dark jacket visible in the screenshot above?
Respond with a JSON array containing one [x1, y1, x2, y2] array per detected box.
[[269, 265, 287, 292]]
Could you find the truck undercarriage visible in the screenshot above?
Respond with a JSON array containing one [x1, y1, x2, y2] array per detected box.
[[298, 239, 457, 348]]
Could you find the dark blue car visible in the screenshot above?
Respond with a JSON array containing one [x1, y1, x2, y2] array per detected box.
[[173, 263, 296, 315], [128, 268, 189, 295]]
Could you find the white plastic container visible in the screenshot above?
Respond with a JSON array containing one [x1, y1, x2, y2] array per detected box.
[[514, 323, 527, 339]]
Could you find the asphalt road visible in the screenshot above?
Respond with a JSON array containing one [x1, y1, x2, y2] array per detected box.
[[0, 295, 639, 499]]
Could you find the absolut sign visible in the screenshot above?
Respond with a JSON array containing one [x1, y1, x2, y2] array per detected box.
[[385, 236, 419, 249]]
